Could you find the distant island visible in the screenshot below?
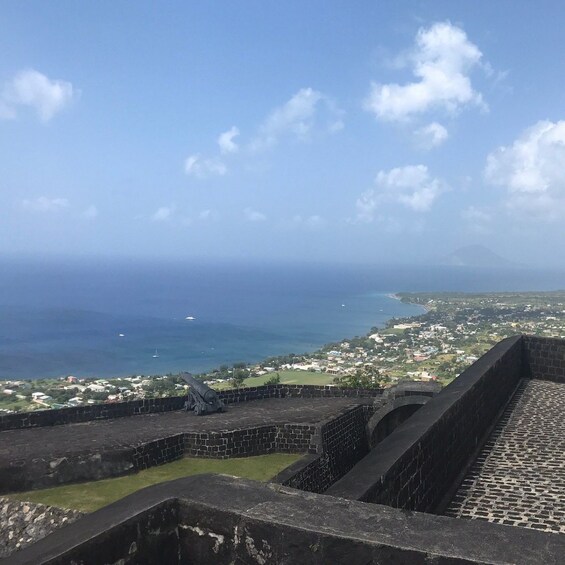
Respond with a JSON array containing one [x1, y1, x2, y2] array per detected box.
[[437, 245, 516, 268]]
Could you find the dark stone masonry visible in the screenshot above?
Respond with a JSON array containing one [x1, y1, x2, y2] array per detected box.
[[0, 396, 369, 492], [327, 335, 524, 510], [0, 383, 381, 432], [7, 475, 565, 565], [2, 335, 565, 564]]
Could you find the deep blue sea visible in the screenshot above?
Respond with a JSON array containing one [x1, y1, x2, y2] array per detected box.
[[1, 257, 564, 379]]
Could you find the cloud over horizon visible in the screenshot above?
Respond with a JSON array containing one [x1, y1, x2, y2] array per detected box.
[[485, 120, 565, 219], [414, 121, 449, 148], [1, 69, 75, 122], [151, 206, 174, 222], [21, 196, 70, 212], [243, 207, 267, 222], [218, 126, 240, 154], [184, 154, 227, 178], [364, 22, 486, 123], [355, 165, 446, 222], [250, 88, 343, 150]]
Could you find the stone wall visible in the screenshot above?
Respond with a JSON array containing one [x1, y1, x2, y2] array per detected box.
[[2, 423, 320, 493], [327, 335, 525, 512], [183, 424, 317, 459], [132, 433, 186, 470], [9, 475, 564, 565], [523, 335, 565, 384], [0, 384, 381, 432], [0, 396, 186, 432], [274, 405, 372, 493], [3, 449, 140, 492]]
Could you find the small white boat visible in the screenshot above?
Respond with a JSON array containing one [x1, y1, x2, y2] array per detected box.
[[152, 349, 159, 358], [118, 333, 125, 337], [185, 316, 196, 320]]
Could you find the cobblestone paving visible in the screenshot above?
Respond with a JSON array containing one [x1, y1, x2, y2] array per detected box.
[[445, 379, 565, 534]]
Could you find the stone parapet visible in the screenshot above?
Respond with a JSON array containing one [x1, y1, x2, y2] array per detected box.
[[8, 475, 565, 565], [523, 335, 565, 384], [0, 384, 382, 432], [327, 335, 525, 511]]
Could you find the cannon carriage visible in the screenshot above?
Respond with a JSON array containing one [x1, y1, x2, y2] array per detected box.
[[181, 372, 225, 415]]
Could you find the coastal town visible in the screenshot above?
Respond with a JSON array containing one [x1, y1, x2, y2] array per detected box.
[[2, 291, 565, 413]]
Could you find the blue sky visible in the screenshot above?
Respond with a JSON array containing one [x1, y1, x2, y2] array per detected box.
[[1, 1, 565, 266]]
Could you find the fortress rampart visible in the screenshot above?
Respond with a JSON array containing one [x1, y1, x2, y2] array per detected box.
[[1, 384, 393, 493], [4, 335, 565, 564], [0, 383, 381, 432]]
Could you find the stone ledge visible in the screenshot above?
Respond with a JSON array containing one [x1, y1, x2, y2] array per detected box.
[[0, 384, 382, 432], [8, 474, 565, 565]]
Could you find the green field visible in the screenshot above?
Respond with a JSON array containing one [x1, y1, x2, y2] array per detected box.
[[0, 397, 35, 412], [10, 453, 301, 513], [213, 370, 335, 390]]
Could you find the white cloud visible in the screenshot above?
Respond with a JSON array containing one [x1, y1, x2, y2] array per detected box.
[[83, 205, 98, 218], [462, 205, 492, 234], [462, 205, 491, 223], [218, 126, 240, 154], [355, 190, 380, 223], [22, 196, 69, 212], [415, 122, 449, 148], [251, 88, 343, 150], [151, 206, 173, 222], [199, 209, 212, 220], [184, 154, 227, 178], [244, 207, 267, 222], [354, 165, 446, 222], [364, 22, 486, 123], [376, 165, 446, 211], [2, 69, 74, 122], [485, 120, 565, 219], [292, 214, 325, 229]]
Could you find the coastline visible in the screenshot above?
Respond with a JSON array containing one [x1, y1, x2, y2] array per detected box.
[[0, 292, 426, 381], [2, 259, 563, 381], [4, 289, 565, 412]]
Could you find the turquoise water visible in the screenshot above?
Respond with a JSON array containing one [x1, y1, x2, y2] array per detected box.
[[0, 258, 562, 379]]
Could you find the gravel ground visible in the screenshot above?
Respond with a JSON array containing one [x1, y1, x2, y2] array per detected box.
[[0, 497, 84, 559]]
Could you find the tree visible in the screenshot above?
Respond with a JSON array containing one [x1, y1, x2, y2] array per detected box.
[[231, 370, 246, 388], [337, 368, 380, 389], [265, 373, 281, 385]]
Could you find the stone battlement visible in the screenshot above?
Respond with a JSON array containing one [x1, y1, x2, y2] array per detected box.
[[0, 383, 382, 432], [5, 335, 565, 564]]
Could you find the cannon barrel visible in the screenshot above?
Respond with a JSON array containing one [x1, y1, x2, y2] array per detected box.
[[181, 372, 217, 403]]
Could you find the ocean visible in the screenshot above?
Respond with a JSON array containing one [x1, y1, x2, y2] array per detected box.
[[0, 257, 564, 379]]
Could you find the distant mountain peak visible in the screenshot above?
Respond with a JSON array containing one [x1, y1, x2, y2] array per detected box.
[[439, 245, 515, 268]]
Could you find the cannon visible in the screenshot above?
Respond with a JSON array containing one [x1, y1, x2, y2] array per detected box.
[[181, 372, 224, 415]]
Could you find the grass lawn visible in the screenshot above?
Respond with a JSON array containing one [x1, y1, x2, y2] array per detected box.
[[214, 370, 335, 390], [380, 328, 407, 336], [10, 453, 301, 513], [0, 397, 35, 412]]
